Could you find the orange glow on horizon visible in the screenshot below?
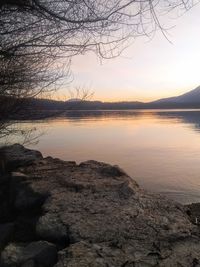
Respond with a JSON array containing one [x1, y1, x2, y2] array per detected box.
[[51, 84, 199, 103]]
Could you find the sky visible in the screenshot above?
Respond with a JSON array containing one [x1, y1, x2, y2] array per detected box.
[[60, 3, 200, 102]]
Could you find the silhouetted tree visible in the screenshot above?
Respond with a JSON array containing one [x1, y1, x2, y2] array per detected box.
[[0, 0, 199, 136]]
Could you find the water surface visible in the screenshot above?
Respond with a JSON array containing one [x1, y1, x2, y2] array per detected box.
[[10, 109, 200, 204]]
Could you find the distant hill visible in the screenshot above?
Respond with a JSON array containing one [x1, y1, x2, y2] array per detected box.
[[151, 86, 200, 105], [23, 86, 200, 113], [64, 100, 144, 110], [67, 98, 82, 102]]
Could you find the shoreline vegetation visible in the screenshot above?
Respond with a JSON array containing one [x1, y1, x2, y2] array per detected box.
[[5, 86, 200, 121], [0, 144, 200, 266]]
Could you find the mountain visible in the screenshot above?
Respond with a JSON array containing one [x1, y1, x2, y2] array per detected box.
[[152, 86, 200, 104], [19, 86, 200, 116], [64, 86, 200, 109]]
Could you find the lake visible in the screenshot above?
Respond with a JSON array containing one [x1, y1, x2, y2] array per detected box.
[[8, 109, 200, 204]]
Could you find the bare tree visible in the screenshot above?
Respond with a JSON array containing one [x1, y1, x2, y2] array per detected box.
[[2, 0, 198, 59], [0, 0, 199, 135]]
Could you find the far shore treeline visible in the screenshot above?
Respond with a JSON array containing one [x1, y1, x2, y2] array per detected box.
[[8, 86, 200, 118]]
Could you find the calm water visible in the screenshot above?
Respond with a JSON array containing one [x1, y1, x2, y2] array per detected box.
[[8, 109, 200, 204]]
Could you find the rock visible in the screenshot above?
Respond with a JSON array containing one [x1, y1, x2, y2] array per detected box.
[[22, 156, 200, 266], [55, 239, 200, 267], [36, 214, 69, 247], [55, 241, 108, 267], [186, 202, 200, 226], [1, 145, 200, 266], [0, 223, 14, 250], [79, 160, 127, 177], [14, 215, 39, 242], [14, 184, 47, 212], [1, 144, 43, 170], [1, 241, 57, 267], [10, 172, 48, 212], [0, 174, 13, 223]]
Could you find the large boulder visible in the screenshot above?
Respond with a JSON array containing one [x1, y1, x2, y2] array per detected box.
[[0, 145, 200, 267], [1, 144, 43, 170], [16, 155, 200, 266]]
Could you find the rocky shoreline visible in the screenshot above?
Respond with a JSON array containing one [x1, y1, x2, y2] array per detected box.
[[0, 144, 200, 267]]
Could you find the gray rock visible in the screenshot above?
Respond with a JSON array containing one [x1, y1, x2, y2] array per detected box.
[[36, 214, 69, 246], [1, 145, 200, 267], [1, 241, 57, 267], [23, 156, 200, 266], [1, 144, 43, 170], [55, 242, 108, 267], [185, 202, 200, 225]]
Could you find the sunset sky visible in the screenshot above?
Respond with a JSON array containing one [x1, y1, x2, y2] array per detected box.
[[61, 3, 200, 102]]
